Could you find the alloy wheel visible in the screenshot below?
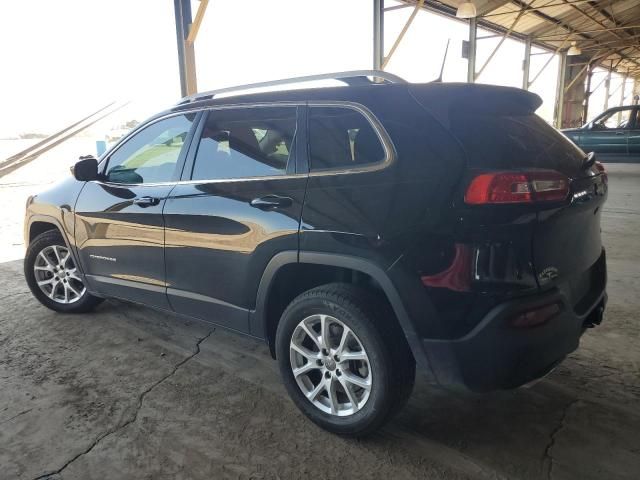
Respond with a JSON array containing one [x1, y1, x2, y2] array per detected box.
[[33, 245, 86, 304], [289, 314, 372, 416]]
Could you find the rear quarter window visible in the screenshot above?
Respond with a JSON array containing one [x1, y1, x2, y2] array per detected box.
[[308, 106, 385, 171]]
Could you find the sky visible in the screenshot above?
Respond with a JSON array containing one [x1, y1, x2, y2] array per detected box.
[[0, 0, 633, 138]]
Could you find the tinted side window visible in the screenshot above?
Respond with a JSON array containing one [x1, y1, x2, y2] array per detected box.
[[308, 107, 385, 171], [105, 114, 196, 184], [191, 107, 297, 180], [593, 108, 632, 129]]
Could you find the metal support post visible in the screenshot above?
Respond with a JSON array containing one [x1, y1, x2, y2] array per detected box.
[[583, 64, 593, 124], [523, 36, 532, 90], [617, 74, 628, 123], [467, 17, 477, 83], [554, 52, 567, 128], [174, 0, 190, 97], [373, 0, 384, 70], [603, 62, 612, 110]]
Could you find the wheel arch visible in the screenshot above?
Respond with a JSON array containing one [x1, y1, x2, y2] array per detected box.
[[26, 215, 85, 275], [28, 220, 59, 243], [250, 251, 430, 373]]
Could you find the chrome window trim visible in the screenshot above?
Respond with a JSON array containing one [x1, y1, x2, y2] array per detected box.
[[95, 100, 394, 188], [306, 101, 395, 177]]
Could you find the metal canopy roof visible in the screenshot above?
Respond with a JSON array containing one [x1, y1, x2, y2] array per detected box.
[[400, 0, 640, 78]]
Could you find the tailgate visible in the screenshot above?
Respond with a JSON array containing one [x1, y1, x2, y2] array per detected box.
[[534, 171, 607, 305], [444, 92, 607, 297]]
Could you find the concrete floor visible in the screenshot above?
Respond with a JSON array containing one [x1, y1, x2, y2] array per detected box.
[[1, 164, 639, 480]]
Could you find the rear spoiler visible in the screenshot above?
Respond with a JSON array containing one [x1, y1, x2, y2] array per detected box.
[[409, 83, 542, 128]]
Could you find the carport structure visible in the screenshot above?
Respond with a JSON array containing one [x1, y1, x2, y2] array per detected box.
[[173, 0, 640, 127]]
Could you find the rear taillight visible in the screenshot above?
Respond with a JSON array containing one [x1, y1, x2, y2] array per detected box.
[[464, 171, 569, 205]]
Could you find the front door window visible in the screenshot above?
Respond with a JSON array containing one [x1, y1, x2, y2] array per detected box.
[[104, 114, 197, 184]]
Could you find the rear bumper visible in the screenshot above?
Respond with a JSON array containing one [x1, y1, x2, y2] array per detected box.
[[421, 266, 607, 392]]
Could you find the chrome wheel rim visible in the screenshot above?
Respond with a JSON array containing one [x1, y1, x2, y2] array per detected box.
[[33, 245, 85, 304], [290, 314, 372, 416]]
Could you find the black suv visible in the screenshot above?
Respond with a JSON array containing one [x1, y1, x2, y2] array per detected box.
[[24, 71, 608, 436]]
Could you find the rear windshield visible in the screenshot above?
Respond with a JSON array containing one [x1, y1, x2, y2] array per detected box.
[[450, 113, 584, 174]]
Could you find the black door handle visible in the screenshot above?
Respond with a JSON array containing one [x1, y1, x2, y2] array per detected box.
[[250, 195, 293, 210], [615, 131, 626, 135], [132, 196, 160, 207]]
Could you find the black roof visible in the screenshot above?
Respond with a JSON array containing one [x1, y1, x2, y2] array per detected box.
[[164, 82, 542, 118]]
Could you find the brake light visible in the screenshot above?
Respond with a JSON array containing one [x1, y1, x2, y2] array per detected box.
[[464, 171, 569, 205]]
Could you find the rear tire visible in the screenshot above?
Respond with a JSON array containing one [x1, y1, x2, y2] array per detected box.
[[276, 283, 415, 436], [24, 230, 103, 313]]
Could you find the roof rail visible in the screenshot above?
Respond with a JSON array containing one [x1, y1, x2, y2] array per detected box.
[[177, 70, 407, 104]]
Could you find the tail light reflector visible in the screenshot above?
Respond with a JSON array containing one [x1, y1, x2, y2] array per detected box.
[[421, 244, 472, 292], [465, 171, 569, 205], [510, 303, 561, 328]]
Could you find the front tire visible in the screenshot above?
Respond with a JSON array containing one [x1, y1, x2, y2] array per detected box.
[[276, 283, 415, 436], [24, 230, 103, 313]]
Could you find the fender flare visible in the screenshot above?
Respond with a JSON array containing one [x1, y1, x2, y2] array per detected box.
[[26, 214, 86, 276], [250, 251, 433, 375]]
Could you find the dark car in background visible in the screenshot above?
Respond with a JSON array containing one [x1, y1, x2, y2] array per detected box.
[[563, 105, 640, 162], [23, 71, 608, 436]]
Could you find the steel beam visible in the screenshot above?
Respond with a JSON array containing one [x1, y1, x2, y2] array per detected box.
[[481, 0, 594, 18], [382, 0, 424, 70], [604, 61, 612, 109], [537, 25, 640, 39], [173, 0, 190, 97], [373, 0, 384, 70], [620, 75, 628, 107], [523, 36, 531, 90], [583, 64, 593, 123], [467, 17, 477, 83], [554, 51, 567, 128], [528, 37, 570, 88], [173, 0, 197, 96], [475, 2, 529, 80]]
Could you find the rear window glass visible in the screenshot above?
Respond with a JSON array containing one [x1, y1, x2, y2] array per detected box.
[[308, 107, 385, 171], [451, 114, 584, 172]]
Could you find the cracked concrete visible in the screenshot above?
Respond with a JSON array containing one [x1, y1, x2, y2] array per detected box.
[[32, 330, 215, 480], [0, 164, 639, 479], [542, 399, 579, 480]]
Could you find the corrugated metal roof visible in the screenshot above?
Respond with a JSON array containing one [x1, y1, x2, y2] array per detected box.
[[400, 0, 640, 78]]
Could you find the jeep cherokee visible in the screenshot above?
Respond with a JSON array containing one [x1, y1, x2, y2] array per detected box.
[[24, 71, 608, 436]]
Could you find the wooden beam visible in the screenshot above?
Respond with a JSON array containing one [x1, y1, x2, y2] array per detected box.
[[482, 0, 594, 17], [475, 0, 531, 80], [528, 36, 570, 87], [382, 0, 424, 70], [186, 0, 209, 45], [536, 25, 640, 39], [564, 63, 590, 93]]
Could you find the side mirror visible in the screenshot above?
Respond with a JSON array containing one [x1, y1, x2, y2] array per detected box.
[[71, 155, 99, 181]]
